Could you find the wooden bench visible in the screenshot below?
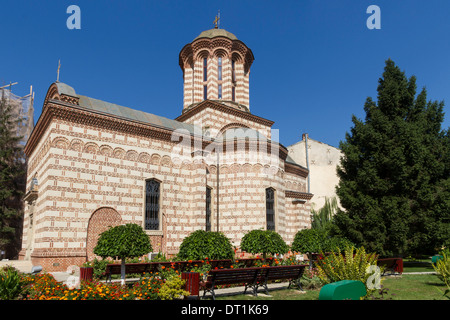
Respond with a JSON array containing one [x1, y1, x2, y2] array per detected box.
[[377, 258, 403, 275], [199, 264, 308, 300], [200, 267, 261, 300], [257, 264, 307, 295]]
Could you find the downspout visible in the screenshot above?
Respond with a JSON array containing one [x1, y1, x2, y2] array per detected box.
[[304, 133, 310, 193], [216, 149, 219, 232]]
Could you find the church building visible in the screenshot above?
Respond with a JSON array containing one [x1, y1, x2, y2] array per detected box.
[[19, 26, 313, 271]]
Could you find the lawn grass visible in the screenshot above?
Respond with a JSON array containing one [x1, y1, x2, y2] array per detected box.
[[402, 259, 435, 273], [215, 274, 448, 300], [380, 274, 447, 300]]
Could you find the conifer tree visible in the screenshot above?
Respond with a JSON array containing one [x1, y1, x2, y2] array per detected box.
[[0, 93, 26, 258], [333, 59, 449, 256]]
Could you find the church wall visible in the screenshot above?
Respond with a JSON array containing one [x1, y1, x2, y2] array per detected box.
[[22, 114, 311, 271], [21, 115, 209, 270]]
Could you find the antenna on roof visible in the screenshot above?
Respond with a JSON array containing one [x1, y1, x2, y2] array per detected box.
[[56, 59, 61, 83]]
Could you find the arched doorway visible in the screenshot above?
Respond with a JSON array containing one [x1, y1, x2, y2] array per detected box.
[[86, 207, 122, 261]]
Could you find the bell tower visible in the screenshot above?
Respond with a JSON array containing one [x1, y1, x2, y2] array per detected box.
[[179, 24, 254, 112]]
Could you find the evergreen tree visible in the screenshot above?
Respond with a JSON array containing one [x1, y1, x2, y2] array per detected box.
[[0, 93, 26, 258], [333, 59, 449, 256]]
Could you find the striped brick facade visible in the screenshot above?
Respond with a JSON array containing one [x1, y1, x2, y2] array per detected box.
[[19, 28, 313, 272]]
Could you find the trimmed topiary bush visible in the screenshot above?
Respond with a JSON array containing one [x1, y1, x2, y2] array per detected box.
[[291, 229, 354, 254], [291, 229, 328, 255], [177, 230, 234, 260], [240, 229, 289, 259], [94, 223, 152, 284]]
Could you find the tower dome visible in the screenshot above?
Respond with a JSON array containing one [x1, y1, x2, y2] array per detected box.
[[194, 28, 238, 41], [179, 27, 254, 111]]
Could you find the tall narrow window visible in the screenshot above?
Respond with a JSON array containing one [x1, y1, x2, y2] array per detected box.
[[218, 57, 222, 81], [203, 85, 207, 100], [232, 86, 235, 102], [231, 60, 236, 82], [203, 57, 208, 82], [266, 188, 275, 230], [145, 179, 160, 230], [218, 84, 222, 99], [206, 187, 212, 231]]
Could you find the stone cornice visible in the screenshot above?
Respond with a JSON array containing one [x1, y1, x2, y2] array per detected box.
[[285, 190, 314, 200], [285, 161, 309, 178]]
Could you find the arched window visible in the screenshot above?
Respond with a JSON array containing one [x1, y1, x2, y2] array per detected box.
[[218, 57, 222, 81], [203, 57, 208, 100], [206, 187, 212, 231], [231, 59, 236, 101], [145, 179, 160, 230], [203, 57, 208, 82], [266, 188, 275, 230], [231, 60, 236, 82]]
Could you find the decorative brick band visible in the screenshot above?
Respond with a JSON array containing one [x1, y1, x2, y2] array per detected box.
[[177, 100, 274, 127]]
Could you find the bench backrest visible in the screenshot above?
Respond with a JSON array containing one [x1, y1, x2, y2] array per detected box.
[[105, 263, 151, 275], [263, 265, 307, 280], [207, 267, 261, 285]]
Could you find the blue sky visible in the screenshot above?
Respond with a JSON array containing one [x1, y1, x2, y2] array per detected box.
[[1, 0, 449, 148]]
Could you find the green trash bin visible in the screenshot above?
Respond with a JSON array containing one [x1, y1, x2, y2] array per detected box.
[[432, 255, 443, 264], [319, 280, 367, 300]]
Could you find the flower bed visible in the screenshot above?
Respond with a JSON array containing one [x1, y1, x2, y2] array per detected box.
[[19, 272, 164, 300], [0, 254, 307, 300]]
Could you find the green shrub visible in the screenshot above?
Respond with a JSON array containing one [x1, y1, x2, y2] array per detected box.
[[240, 229, 289, 259], [0, 266, 23, 300], [291, 229, 354, 254], [291, 229, 328, 254], [315, 246, 379, 295], [94, 223, 152, 284], [178, 230, 234, 260], [326, 236, 355, 252], [432, 249, 450, 298], [299, 268, 324, 290], [158, 275, 190, 300], [90, 258, 114, 280], [94, 223, 152, 260]]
